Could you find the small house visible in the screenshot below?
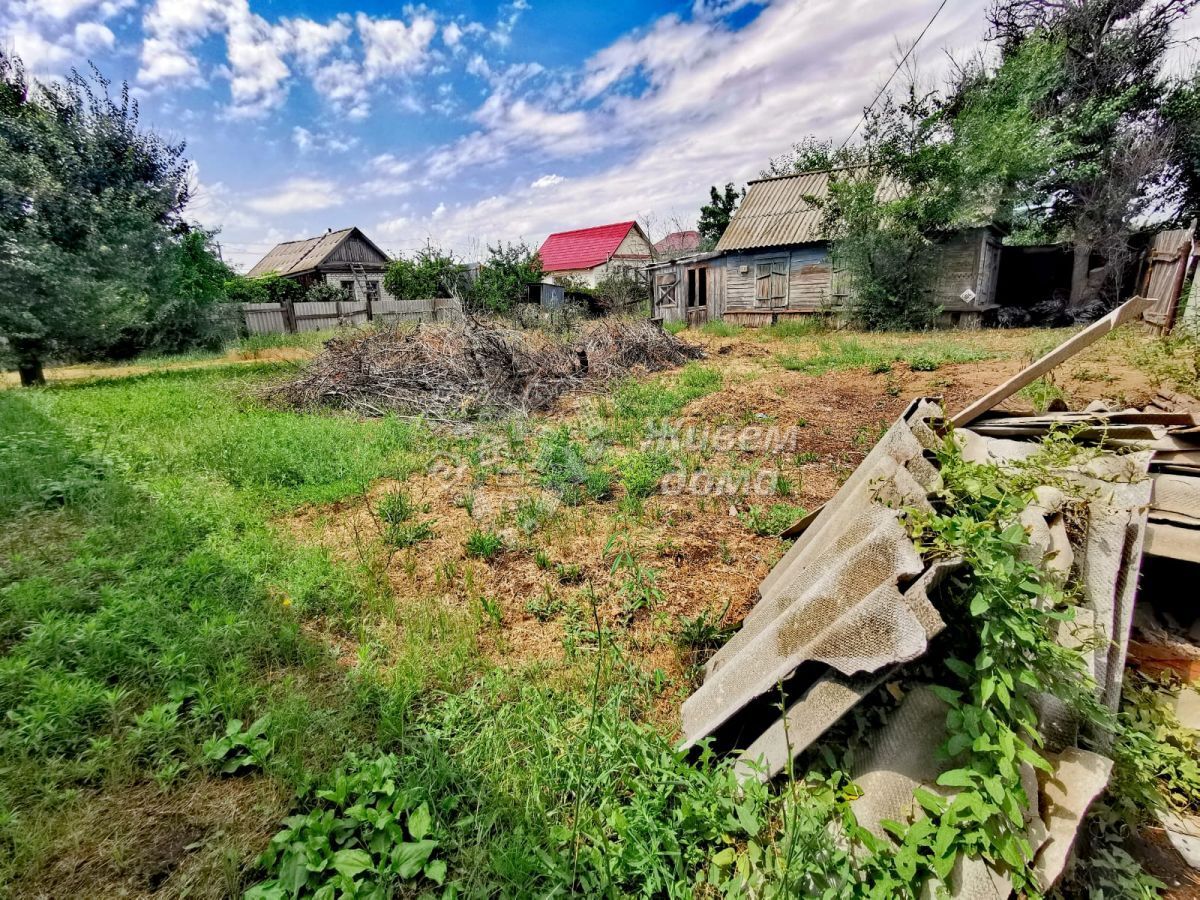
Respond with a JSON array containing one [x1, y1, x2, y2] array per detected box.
[[537, 221, 653, 287], [653, 230, 702, 258], [647, 168, 1001, 328], [246, 227, 393, 304]]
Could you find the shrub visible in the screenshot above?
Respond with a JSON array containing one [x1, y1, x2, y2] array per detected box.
[[377, 489, 426, 525], [386, 520, 435, 548], [384, 244, 469, 301], [469, 241, 543, 315]]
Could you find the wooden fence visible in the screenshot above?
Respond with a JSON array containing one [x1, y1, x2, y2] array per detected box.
[[241, 298, 463, 335], [1140, 223, 1196, 333]]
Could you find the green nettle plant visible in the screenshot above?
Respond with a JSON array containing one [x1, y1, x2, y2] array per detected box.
[[246, 755, 446, 899]]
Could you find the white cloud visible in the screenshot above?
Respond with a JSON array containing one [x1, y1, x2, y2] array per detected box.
[[357, 12, 437, 79], [293, 126, 357, 154], [410, 0, 989, 253], [431, 202, 447, 219], [136, 3, 436, 118], [0, 0, 129, 77], [244, 177, 344, 215]]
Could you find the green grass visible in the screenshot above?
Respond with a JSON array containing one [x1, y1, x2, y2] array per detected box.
[[0, 369, 472, 890], [610, 362, 722, 426], [754, 316, 831, 340], [1017, 377, 1067, 413], [775, 337, 990, 376], [699, 321, 743, 338]]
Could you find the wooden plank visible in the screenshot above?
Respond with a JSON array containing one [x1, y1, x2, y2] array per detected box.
[[950, 296, 1154, 428]]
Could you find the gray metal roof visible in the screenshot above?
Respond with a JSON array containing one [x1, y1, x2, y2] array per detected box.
[[715, 167, 900, 253], [246, 227, 389, 278]]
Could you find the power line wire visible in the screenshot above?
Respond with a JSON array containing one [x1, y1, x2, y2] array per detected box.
[[837, 0, 950, 152]]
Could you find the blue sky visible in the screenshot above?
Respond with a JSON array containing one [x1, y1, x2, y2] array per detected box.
[[4, 0, 1198, 270]]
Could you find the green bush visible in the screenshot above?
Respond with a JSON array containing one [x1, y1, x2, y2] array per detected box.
[[384, 244, 469, 301], [470, 241, 543, 314]]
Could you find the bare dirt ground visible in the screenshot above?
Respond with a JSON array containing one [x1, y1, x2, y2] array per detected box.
[[282, 324, 1175, 725]]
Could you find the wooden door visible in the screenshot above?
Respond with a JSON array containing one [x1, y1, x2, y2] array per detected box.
[[686, 266, 709, 326]]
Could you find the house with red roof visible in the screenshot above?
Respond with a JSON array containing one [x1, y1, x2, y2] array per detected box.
[[537, 221, 653, 287], [653, 230, 702, 258]]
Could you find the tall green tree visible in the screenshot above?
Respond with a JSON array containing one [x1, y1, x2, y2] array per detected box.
[[1163, 71, 1200, 224], [0, 53, 190, 384], [697, 183, 742, 248], [984, 0, 1196, 311]]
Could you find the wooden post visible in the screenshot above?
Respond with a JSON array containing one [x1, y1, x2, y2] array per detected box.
[[283, 299, 297, 333], [950, 295, 1154, 428]]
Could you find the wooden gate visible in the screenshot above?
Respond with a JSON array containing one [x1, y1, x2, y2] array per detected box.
[[1141, 223, 1196, 332]]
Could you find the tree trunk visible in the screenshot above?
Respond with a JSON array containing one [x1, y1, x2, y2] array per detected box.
[[18, 357, 45, 387], [1068, 240, 1094, 312]]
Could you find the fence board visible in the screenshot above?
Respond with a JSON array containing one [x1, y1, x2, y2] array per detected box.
[[241, 297, 463, 335]]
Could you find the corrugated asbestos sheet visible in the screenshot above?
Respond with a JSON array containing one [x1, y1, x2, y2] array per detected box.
[[682, 399, 951, 781], [247, 228, 357, 278], [714, 167, 900, 253]]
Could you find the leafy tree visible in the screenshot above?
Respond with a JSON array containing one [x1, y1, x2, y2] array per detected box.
[[223, 273, 303, 306], [761, 136, 863, 178], [1163, 71, 1200, 224], [145, 229, 237, 354], [383, 243, 469, 301], [697, 183, 742, 249], [0, 53, 191, 383], [983, 0, 1196, 311], [472, 241, 542, 314]]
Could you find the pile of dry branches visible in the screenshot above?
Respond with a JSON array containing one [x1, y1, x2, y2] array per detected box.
[[265, 317, 703, 422]]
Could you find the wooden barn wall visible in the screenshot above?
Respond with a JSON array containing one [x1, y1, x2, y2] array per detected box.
[[326, 235, 389, 265], [931, 229, 1001, 312], [723, 246, 831, 314]]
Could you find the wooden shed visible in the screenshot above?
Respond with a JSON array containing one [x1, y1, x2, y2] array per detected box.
[[648, 168, 1001, 328], [246, 227, 393, 305]]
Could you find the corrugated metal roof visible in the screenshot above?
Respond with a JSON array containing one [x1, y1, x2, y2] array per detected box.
[[247, 227, 389, 278], [653, 230, 701, 255], [715, 167, 900, 253], [538, 221, 637, 272]]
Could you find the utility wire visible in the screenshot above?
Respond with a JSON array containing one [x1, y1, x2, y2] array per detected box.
[[837, 0, 950, 152]]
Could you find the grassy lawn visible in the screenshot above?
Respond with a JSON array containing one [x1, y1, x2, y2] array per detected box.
[[1, 322, 1194, 897], [0, 358, 758, 897]]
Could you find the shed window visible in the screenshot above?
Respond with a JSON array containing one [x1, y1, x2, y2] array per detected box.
[[754, 259, 788, 307], [365, 281, 380, 303], [340, 280, 355, 297]]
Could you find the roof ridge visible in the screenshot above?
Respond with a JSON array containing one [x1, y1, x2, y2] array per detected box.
[[746, 164, 872, 186], [547, 220, 636, 237]]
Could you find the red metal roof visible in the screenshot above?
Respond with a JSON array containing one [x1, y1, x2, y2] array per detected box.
[[537, 221, 637, 272], [653, 230, 701, 255]]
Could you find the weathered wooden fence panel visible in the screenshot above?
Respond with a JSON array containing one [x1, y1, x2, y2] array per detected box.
[[1141, 224, 1196, 332], [241, 298, 463, 335], [243, 303, 287, 334]]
